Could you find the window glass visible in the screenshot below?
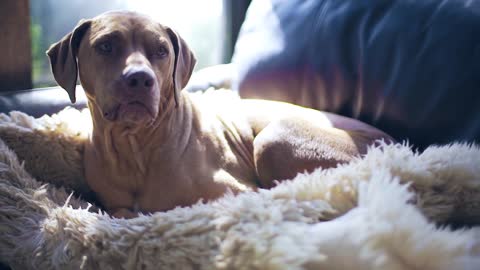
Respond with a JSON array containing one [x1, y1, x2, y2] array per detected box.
[[30, 0, 224, 87]]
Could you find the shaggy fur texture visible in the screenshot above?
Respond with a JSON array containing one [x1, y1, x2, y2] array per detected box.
[[0, 106, 480, 269]]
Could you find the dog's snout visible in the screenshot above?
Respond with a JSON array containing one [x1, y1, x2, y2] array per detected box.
[[123, 67, 155, 90]]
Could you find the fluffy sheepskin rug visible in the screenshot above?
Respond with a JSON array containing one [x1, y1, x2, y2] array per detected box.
[[0, 108, 480, 270]]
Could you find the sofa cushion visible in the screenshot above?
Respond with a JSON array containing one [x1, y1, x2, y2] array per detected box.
[[0, 86, 88, 118], [232, 0, 480, 149]]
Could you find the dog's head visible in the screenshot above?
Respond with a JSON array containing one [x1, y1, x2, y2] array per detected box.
[[47, 11, 196, 124]]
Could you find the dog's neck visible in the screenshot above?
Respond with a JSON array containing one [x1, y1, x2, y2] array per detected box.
[[87, 92, 194, 175]]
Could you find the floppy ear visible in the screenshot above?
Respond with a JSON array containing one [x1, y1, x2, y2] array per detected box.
[[166, 27, 197, 107], [46, 19, 91, 104]]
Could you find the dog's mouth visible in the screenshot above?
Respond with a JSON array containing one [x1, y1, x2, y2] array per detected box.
[[103, 101, 154, 122]]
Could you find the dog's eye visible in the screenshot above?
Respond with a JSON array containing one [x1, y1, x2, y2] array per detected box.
[[153, 46, 168, 58], [96, 41, 113, 54]]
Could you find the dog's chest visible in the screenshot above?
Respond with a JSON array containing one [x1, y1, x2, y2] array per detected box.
[[84, 136, 257, 212]]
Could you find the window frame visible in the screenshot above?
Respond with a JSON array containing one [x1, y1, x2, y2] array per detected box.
[[0, 0, 33, 92]]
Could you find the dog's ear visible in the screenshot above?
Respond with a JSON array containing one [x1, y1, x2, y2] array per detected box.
[[46, 19, 91, 104], [166, 27, 197, 107]]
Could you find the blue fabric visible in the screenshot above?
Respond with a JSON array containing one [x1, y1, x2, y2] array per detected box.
[[233, 0, 480, 149], [0, 87, 87, 118]]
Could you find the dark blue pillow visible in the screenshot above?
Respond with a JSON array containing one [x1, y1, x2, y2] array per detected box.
[[232, 0, 480, 149]]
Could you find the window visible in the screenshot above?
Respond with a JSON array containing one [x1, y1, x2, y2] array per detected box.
[[30, 0, 224, 87]]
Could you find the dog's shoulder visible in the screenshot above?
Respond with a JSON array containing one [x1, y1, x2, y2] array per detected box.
[[187, 88, 254, 138], [188, 88, 244, 117], [188, 88, 240, 104]]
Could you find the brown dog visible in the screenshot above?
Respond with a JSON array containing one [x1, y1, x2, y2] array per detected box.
[[47, 11, 393, 218]]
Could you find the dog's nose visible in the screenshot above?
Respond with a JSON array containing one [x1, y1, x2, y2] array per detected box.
[[123, 67, 155, 90]]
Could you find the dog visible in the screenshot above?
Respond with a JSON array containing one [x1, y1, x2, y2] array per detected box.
[[47, 11, 393, 218]]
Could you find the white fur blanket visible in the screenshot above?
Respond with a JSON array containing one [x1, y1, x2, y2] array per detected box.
[[0, 108, 480, 270]]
